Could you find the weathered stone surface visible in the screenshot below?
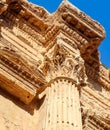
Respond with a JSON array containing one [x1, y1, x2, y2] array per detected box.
[[0, 0, 110, 130], [0, 88, 39, 130]]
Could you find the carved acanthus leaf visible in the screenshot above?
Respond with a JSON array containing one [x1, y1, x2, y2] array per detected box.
[[41, 43, 87, 85]]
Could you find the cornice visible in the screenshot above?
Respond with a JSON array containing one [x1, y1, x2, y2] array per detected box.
[[51, 1, 106, 61], [1, 0, 49, 33], [1, 0, 106, 57], [1, 0, 106, 40], [58, 1, 105, 38], [19, 0, 49, 19]]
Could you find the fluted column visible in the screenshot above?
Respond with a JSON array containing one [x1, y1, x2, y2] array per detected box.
[[38, 77, 82, 130]]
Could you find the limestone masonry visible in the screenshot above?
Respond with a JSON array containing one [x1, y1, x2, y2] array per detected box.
[[0, 0, 110, 129]]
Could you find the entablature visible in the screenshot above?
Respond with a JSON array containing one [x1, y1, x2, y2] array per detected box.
[[81, 85, 110, 128], [81, 87, 110, 129], [58, 1, 105, 38], [0, 45, 47, 104], [53, 1, 106, 62], [82, 107, 110, 130], [0, 0, 49, 34]]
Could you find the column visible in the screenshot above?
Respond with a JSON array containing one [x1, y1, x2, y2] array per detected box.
[[38, 78, 82, 130]]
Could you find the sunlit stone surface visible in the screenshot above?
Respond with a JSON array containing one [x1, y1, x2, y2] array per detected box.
[[0, 0, 110, 130]]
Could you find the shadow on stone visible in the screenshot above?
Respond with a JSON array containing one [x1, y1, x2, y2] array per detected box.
[[0, 87, 38, 115]]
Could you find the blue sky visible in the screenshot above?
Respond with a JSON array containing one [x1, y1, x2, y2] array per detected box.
[[29, 0, 110, 68]]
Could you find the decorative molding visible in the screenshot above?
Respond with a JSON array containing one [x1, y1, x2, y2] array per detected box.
[[0, 47, 46, 89], [85, 63, 110, 90], [82, 107, 110, 129], [58, 1, 105, 37]]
